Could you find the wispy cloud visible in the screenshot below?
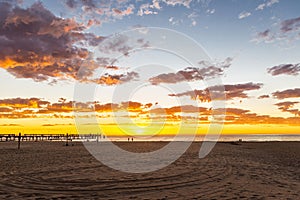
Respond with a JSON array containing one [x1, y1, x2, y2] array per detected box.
[[253, 16, 300, 44], [238, 11, 251, 19], [64, 0, 135, 21], [137, 3, 158, 16], [162, 0, 192, 8], [112, 5, 135, 19], [256, 0, 279, 11]]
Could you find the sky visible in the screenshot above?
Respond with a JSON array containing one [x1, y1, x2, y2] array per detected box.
[[0, 0, 299, 137]]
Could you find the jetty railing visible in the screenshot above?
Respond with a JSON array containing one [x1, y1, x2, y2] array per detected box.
[[0, 133, 104, 149]]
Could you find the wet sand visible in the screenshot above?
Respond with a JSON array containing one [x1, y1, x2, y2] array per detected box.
[[0, 141, 299, 199]]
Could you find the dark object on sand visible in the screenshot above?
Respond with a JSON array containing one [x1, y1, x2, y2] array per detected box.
[[65, 133, 69, 146], [17, 132, 21, 149], [230, 139, 243, 145]]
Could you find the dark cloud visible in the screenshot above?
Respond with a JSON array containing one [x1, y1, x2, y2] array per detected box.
[[150, 105, 207, 115], [120, 101, 143, 112], [222, 83, 262, 99], [104, 66, 119, 70], [284, 109, 300, 116], [280, 16, 300, 33], [0, 2, 100, 83], [0, 111, 35, 119], [258, 95, 270, 99], [212, 107, 300, 125], [258, 29, 270, 38], [149, 57, 233, 85], [0, 97, 50, 109], [96, 57, 116, 66], [170, 82, 263, 102], [149, 66, 223, 85], [47, 101, 74, 113], [254, 16, 300, 44], [94, 101, 152, 113], [65, 0, 77, 9], [272, 88, 300, 99], [94, 103, 119, 112], [42, 124, 55, 127], [218, 108, 250, 116], [0, 123, 23, 126], [253, 29, 275, 43], [267, 63, 300, 76], [42, 123, 73, 126], [274, 101, 300, 116], [98, 35, 133, 56], [64, 0, 134, 23], [0, 2, 139, 85], [64, 0, 97, 11], [0, 97, 91, 117], [274, 101, 298, 110]]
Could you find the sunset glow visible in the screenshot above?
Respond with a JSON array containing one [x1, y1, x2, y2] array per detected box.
[[0, 0, 299, 138]]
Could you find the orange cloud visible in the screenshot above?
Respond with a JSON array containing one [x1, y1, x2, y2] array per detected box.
[[0, 2, 104, 83], [0, 98, 49, 109], [94, 72, 139, 85], [0, 97, 299, 126], [94, 103, 119, 112], [275, 101, 300, 116]]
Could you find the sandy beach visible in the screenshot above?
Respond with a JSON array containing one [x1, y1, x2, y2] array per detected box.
[[0, 141, 299, 200]]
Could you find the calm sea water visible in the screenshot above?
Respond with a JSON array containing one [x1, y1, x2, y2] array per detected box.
[[217, 134, 300, 142], [107, 134, 300, 142]]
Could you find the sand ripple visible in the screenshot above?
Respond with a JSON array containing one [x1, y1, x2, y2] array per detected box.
[[0, 141, 299, 199]]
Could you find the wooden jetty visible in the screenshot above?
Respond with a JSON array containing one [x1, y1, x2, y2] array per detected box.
[[0, 133, 81, 142], [0, 133, 105, 149], [0, 133, 103, 142]]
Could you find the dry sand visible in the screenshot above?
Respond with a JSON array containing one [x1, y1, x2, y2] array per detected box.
[[0, 141, 299, 199]]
